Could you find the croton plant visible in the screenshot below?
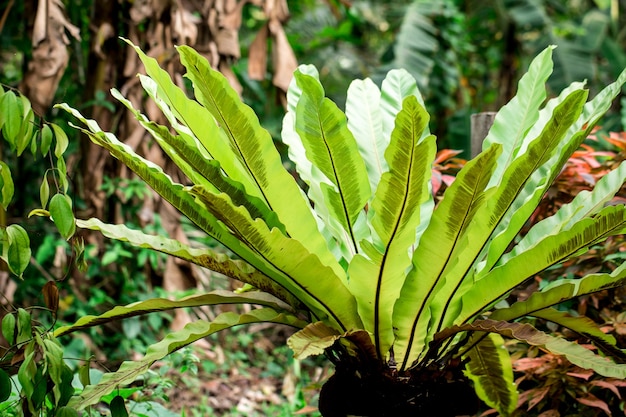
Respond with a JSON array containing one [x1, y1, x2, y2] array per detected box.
[[54, 41, 626, 416]]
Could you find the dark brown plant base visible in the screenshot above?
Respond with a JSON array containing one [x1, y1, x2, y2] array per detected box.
[[318, 361, 480, 417]]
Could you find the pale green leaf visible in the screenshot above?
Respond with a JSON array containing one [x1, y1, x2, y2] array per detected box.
[[458, 205, 626, 324], [437, 319, 626, 379], [1, 91, 22, 149], [16, 105, 34, 156], [491, 262, 626, 323], [76, 218, 301, 309], [54, 289, 300, 337], [51, 123, 69, 158], [530, 308, 625, 360], [380, 69, 427, 141], [190, 188, 361, 331], [177, 46, 337, 271], [433, 89, 588, 333], [483, 46, 554, 186], [478, 81, 587, 275], [16, 308, 31, 345], [502, 161, 626, 264], [293, 70, 370, 255], [2, 313, 15, 345], [346, 77, 387, 191], [67, 309, 306, 410], [393, 144, 500, 369], [464, 333, 517, 417], [113, 88, 286, 233], [125, 43, 256, 199], [349, 96, 435, 359], [56, 104, 305, 305], [40, 174, 50, 209], [281, 67, 344, 261]]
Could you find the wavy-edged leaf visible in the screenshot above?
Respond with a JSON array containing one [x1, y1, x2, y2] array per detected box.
[[282, 69, 346, 263], [113, 88, 285, 233], [435, 319, 626, 379], [293, 69, 370, 254], [75, 218, 301, 308], [346, 77, 387, 191], [503, 161, 626, 264], [464, 333, 517, 417], [491, 262, 626, 323], [177, 46, 337, 270], [483, 46, 554, 187], [435, 89, 589, 331], [56, 104, 318, 315], [393, 144, 500, 369], [66, 309, 307, 410], [529, 308, 626, 361], [54, 290, 294, 337], [190, 187, 361, 331], [458, 205, 626, 324], [380, 69, 427, 142], [349, 96, 435, 359], [384, 2, 438, 92], [478, 81, 587, 275], [123, 40, 255, 198]]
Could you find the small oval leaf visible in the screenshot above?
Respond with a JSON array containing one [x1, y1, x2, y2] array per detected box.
[[49, 194, 75, 240], [2, 312, 16, 345], [16, 308, 32, 345], [40, 174, 50, 209], [0, 161, 14, 209], [110, 395, 129, 417], [6, 224, 31, 277], [40, 124, 53, 155], [51, 123, 69, 158]]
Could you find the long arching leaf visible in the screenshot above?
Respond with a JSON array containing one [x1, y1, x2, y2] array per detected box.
[[435, 319, 626, 378], [490, 262, 626, 322], [54, 290, 296, 337], [57, 105, 318, 317], [177, 46, 337, 271], [113, 88, 286, 233], [482, 46, 554, 186], [346, 77, 387, 191], [393, 144, 500, 369], [502, 161, 626, 263], [464, 333, 517, 417], [293, 69, 371, 255], [529, 308, 626, 360], [75, 218, 302, 309], [124, 40, 255, 198], [457, 205, 626, 324], [349, 96, 435, 359], [432, 88, 589, 332], [66, 309, 307, 410], [190, 187, 361, 331]]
